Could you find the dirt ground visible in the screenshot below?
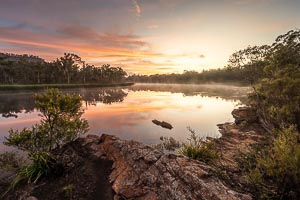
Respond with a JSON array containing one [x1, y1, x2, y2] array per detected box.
[[4, 140, 114, 200]]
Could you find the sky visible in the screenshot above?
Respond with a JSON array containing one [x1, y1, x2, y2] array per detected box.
[[0, 0, 299, 74]]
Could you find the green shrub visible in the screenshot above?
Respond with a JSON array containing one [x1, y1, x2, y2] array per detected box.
[[5, 89, 89, 152], [2, 152, 55, 197], [243, 125, 300, 199], [18, 152, 55, 184], [179, 127, 218, 163], [2, 89, 89, 197]]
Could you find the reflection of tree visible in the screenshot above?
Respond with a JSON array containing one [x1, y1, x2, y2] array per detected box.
[[0, 91, 36, 118], [79, 88, 128, 105], [0, 84, 246, 117], [0, 88, 128, 117], [128, 83, 250, 103]]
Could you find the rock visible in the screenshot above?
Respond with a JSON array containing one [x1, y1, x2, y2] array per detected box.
[[231, 107, 258, 124], [5, 133, 252, 200], [0, 169, 16, 195], [152, 119, 161, 126], [216, 106, 267, 190], [85, 134, 251, 200], [152, 119, 173, 129], [160, 121, 173, 129]]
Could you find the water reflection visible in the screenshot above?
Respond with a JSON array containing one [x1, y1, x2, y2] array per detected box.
[[0, 84, 249, 152], [0, 88, 128, 117], [129, 83, 249, 101]]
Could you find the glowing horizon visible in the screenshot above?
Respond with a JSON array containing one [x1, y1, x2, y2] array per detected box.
[[1, 0, 299, 75]]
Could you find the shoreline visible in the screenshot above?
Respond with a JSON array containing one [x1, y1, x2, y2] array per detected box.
[[0, 82, 134, 90], [1, 106, 265, 199]]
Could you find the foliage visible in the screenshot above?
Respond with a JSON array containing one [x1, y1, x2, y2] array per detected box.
[[228, 29, 300, 130], [5, 89, 89, 152], [179, 127, 218, 163], [127, 67, 247, 85], [2, 152, 56, 198], [0, 52, 127, 85], [232, 29, 300, 199], [242, 126, 300, 199], [2, 89, 89, 197], [17, 152, 55, 184]]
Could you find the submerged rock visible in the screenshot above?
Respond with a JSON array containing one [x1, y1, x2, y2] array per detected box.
[[152, 119, 173, 129]]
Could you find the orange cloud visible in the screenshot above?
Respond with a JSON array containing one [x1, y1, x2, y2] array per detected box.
[[0, 24, 206, 74]]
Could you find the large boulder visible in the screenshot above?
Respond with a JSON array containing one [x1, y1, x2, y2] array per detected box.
[[85, 134, 251, 200], [231, 107, 258, 124]]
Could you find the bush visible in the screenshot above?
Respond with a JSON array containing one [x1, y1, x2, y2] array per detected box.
[[2, 89, 89, 196], [179, 127, 218, 163], [5, 89, 89, 152], [243, 125, 300, 199]]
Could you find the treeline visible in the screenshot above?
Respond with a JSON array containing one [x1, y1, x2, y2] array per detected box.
[[231, 29, 300, 199], [127, 67, 247, 84], [0, 53, 127, 84]]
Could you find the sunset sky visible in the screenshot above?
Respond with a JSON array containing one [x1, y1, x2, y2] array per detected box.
[[1, 0, 299, 74]]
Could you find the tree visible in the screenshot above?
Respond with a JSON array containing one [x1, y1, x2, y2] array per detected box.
[[55, 53, 84, 84], [5, 89, 89, 152], [232, 29, 300, 199], [228, 30, 300, 131], [228, 45, 270, 86]]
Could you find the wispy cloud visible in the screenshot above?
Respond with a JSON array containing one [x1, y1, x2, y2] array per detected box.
[[131, 0, 141, 18], [57, 24, 150, 48]]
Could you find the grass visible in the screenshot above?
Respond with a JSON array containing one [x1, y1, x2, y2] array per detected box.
[[0, 82, 134, 90], [2, 152, 56, 198], [179, 127, 218, 163]]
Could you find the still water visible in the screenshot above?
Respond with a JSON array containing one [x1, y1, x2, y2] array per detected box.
[[0, 83, 249, 152]]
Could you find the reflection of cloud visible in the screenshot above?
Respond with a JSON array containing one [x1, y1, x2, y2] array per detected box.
[[0, 117, 40, 126], [157, 67, 173, 70]]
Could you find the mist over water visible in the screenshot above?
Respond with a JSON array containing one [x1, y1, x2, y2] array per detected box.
[[0, 83, 250, 152]]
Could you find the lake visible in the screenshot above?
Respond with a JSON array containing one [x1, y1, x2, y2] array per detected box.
[[0, 83, 250, 152]]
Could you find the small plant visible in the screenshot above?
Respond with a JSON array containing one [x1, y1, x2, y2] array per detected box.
[[153, 136, 181, 152], [179, 127, 218, 163], [63, 184, 74, 199], [2, 152, 55, 198]]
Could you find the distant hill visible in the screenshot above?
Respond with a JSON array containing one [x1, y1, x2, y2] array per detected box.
[[0, 53, 44, 63]]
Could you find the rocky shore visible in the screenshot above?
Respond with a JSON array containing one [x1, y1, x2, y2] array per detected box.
[[2, 107, 267, 200]]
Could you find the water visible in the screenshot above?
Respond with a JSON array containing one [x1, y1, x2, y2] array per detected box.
[[0, 83, 250, 152]]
